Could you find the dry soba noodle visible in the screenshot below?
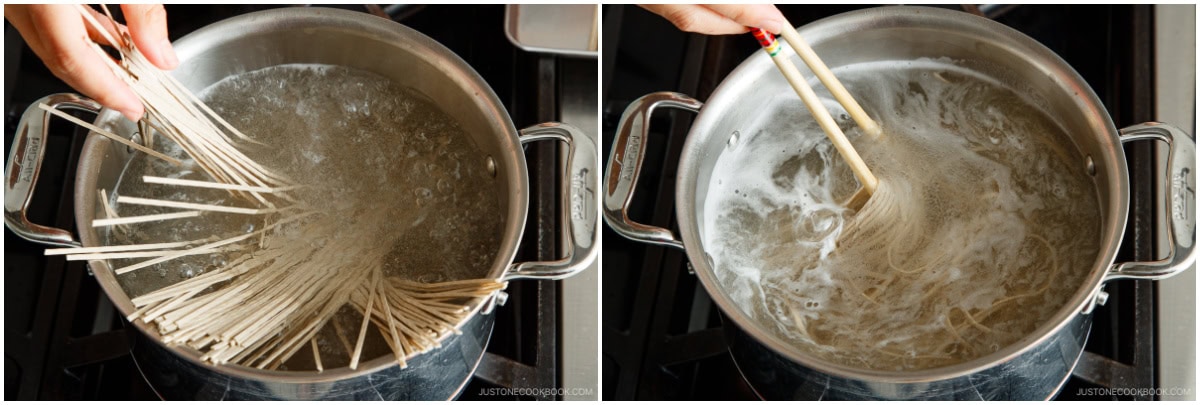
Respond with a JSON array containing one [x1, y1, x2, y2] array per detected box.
[[704, 59, 1101, 370], [45, 6, 507, 371]]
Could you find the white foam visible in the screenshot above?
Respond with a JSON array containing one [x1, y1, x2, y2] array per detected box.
[[703, 60, 1101, 370]]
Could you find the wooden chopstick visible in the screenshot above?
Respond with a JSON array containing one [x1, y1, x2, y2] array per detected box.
[[753, 28, 879, 195], [779, 25, 882, 138]]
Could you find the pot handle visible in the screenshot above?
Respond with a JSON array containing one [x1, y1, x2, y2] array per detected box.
[[504, 122, 599, 281], [4, 94, 102, 248], [602, 92, 703, 250], [1106, 122, 1196, 281]]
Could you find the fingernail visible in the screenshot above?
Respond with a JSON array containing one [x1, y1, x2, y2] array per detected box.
[[160, 39, 179, 69], [762, 20, 785, 35], [119, 106, 143, 122]]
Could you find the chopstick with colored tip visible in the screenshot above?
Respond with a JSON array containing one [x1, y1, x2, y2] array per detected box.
[[751, 27, 878, 197], [777, 25, 881, 138]]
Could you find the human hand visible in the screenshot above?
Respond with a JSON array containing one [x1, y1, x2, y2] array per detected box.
[[5, 4, 177, 120], [640, 4, 786, 35]]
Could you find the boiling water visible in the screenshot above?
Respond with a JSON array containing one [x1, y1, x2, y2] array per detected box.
[[108, 64, 503, 368], [703, 60, 1101, 370]]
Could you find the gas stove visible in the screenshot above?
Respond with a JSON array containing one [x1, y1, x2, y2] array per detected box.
[[4, 4, 595, 400], [601, 4, 1195, 400]]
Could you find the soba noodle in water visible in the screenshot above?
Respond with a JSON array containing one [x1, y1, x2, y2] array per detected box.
[[703, 59, 1101, 371]]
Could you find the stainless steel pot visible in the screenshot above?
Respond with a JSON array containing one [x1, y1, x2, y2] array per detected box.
[[603, 6, 1195, 400], [4, 8, 598, 400]]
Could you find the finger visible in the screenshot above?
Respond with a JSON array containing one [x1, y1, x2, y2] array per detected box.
[[704, 4, 787, 34], [80, 6, 123, 47], [16, 5, 123, 50], [121, 4, 177, 70], [4, 5, 46, 50], [640, 4, 750, 35], [27, 4, 143, 119]]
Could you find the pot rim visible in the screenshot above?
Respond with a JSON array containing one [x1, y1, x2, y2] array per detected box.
[[75, 7, 527, 383], [675, 6, 1127, 383]]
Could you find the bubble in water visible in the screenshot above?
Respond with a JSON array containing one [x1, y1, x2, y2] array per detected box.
[[702, 59, 1101, 372], [111, 64, 506, 363]]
